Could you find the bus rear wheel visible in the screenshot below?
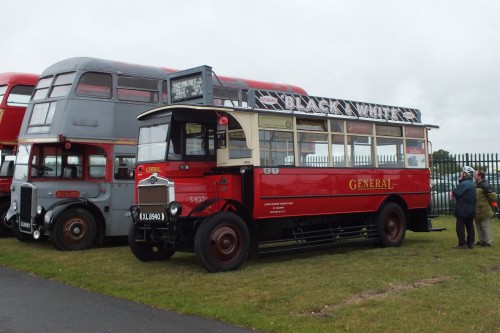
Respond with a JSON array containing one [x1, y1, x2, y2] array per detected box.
[[128, 224, 175, 261], [194, 212, 250, 273], [51, 208, 96, 251], [0, 202, 13, 237], [376, 203, 406, 247]]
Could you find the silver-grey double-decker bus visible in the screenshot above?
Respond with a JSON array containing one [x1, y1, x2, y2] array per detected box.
[[6, 57, 306, 250]]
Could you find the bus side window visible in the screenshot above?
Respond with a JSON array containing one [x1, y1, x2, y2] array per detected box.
[[76, 72, 112, 99], [114, 156, 135, 180], [89, 155, 106, 179]]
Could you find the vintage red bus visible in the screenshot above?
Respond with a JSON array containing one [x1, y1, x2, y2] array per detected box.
[[6, 58, 306, 250], [129, 66, 439, 272], [0, 72, 39, 236]]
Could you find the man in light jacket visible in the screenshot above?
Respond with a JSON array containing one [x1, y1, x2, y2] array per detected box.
[[473, 170, 497, 247]]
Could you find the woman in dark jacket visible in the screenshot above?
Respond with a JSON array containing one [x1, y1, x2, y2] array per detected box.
[[452, 166, 477, 249]]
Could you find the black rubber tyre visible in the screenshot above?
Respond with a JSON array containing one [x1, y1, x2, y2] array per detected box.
[[0, 201, 13, 237], [376, 203, 406, 247], [11, 218, 33, 242], [128, 223, 175, 262], [194, 212, 250, 273], [50, 208, 96, 251]]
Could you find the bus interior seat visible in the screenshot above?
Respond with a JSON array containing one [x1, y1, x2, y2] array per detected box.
[[63, 165, 78, 178], [115, 164, 129, 179]]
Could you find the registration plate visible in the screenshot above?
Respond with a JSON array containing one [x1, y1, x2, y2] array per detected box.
[[139, 212, 165, 222]]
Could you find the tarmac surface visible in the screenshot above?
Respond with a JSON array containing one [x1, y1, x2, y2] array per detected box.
[[0, 265, 261, 333]]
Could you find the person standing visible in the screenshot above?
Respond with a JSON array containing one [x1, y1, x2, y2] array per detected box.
[[473, 170, 496, 247], [452, 166, 477, 249]]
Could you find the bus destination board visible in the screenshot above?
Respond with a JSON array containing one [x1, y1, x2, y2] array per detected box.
[[170, 74, 204, 103]]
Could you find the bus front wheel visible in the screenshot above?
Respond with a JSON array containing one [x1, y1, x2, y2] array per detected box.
[[128, 224, 175, 261], [51, 208, 96, 251], [376, 203, 406, 247], [0, 202, 13, 237], [11, 219, 33, 242], [194, 212, 250, 273]]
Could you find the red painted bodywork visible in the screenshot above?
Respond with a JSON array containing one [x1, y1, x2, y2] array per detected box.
[[0, 73, 39, 196], [136, 161, 431, 220], [0, 73, 39, 145]]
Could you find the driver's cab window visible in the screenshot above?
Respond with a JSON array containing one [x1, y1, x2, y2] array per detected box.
[[183, 122, 216, 161]]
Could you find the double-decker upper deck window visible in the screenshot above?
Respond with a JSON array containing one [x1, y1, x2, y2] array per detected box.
[[28, 102, 57, 134], [161, 80, 169, 103], [49, 72, 77, 98], [7, 85, 35, 106], [117, 76, 159, 103], [32, 76, 53, 101], [0, 85, 6, 103], [76, 72, 112, 99]]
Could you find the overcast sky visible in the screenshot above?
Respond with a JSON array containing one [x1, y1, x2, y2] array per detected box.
[[2, 0, 499, 155]]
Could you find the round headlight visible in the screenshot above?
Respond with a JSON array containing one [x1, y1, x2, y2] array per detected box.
[[37, 205, 43, 215], [12, 201, 17, 211], [168, 201, 182, 216]]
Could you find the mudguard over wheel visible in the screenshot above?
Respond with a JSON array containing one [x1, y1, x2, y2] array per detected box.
[[50, 208, 96, 250], [128, 223, 175, 261], [376, 203, 406, 247], [194, 212, 250, 273], [0, 201, 13, 237]]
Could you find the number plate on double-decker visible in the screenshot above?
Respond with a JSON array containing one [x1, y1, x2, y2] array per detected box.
[[139, 212, 166, 222]]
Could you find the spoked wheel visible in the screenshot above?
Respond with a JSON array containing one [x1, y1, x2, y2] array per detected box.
[[128, 223, 175, 261], [194, 212, 250, 273], [51, 208, 96, 250], [0, 202, 13, 237], [376, 203, 406, 247]]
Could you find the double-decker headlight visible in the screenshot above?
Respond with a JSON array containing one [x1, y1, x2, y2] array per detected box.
[[37, 205, 45, 215], [168, 201, 182, 217]]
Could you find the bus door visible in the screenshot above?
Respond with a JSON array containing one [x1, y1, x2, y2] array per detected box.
[[109, 152, 136, 235]]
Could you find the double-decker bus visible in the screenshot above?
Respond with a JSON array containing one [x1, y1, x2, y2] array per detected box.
[[0, 72, 39, 236], [129, 66, 439, 272], [6, 58, 306, 250]]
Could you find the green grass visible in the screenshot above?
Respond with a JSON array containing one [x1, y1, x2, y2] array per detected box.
[[1, 216, 500, 333]]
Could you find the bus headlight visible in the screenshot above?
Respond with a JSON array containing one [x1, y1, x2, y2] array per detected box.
[[12, 201, 17, 212], [168, 201, 182, 217], [37, 205, 45, 215]]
